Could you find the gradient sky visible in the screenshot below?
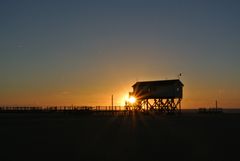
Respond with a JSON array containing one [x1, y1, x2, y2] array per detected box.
[[1, 0, 240, 108]]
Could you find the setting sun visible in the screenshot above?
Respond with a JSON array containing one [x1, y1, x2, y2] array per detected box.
[[128, 96, 136, 104]]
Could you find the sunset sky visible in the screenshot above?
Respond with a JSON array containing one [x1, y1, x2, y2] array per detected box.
[[1, 0, 240, 108]]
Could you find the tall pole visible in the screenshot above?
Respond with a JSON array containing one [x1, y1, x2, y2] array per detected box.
[[111, 95, 114, 110], [216, 100, 218, 111]]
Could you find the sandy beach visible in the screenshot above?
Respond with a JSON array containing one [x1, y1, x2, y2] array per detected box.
[[0, 112, 239, 161]]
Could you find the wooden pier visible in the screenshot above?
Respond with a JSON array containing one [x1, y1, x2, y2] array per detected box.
[[0, 106, 130, 116]]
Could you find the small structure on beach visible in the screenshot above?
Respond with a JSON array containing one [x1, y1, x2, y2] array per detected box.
[[126, 79, 184, 113]]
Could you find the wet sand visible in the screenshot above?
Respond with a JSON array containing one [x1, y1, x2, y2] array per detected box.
[[0, 112, 239, 161]]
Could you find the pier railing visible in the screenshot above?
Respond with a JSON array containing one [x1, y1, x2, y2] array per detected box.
[[0, 106, 125, 113]]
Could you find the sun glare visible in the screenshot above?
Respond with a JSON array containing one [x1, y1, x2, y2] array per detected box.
[[128, 96, 136, 104]]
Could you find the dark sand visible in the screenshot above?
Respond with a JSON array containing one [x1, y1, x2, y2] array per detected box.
[[0, 112, 239, 161]]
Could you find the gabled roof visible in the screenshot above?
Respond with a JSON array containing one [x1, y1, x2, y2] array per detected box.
[[132, 79, 184, 87]]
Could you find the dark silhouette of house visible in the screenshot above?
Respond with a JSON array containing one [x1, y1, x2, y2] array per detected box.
[[127, 79, 184, 112], [131, 79, 183, 99]]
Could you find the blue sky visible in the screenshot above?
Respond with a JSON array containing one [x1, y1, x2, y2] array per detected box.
[[0, 0, 240, 107]]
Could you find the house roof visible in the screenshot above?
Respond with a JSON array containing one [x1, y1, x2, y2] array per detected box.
[[132, 79, 184, 87]]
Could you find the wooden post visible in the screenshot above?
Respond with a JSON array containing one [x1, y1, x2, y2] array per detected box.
[[111, 95, 114, 111], [146, 99, 148, 111], [179, 99, 182, 113], [216, 100, 218, 111]]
